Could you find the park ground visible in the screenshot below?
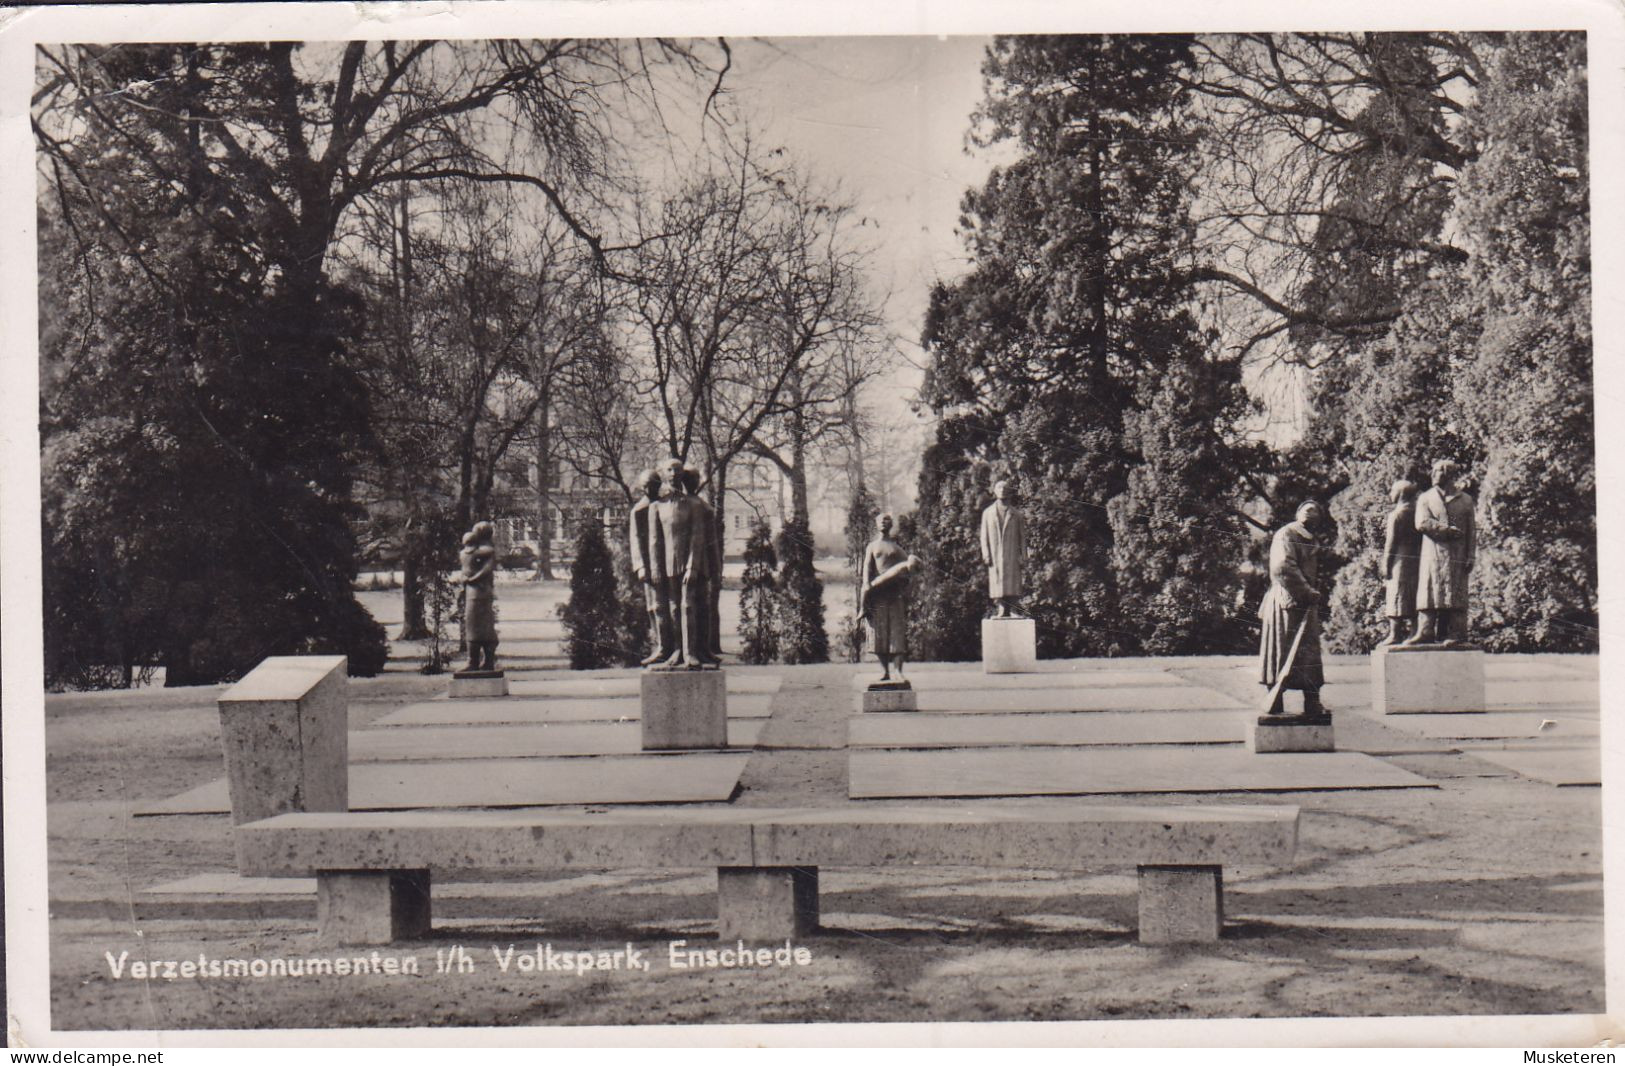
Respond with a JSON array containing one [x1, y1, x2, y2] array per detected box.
[[37, 574, 1606, 1034]]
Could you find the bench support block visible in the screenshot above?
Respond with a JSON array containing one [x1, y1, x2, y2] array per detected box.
[[716, 866, 818, 940], [317, 870, 431, 946], [1136, 865, 1222, 944]]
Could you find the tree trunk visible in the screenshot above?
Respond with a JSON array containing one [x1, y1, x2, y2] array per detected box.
[[789, 410, 811, 529], [533, 394, 556, 580], [399, 540, 429, 640]]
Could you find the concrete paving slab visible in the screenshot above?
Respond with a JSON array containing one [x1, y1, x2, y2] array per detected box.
[[372, 693, 773, 726], [512, 674, 781, 698], [1372, 713, 1598, 741], [917, 685, 1244, 713], [850, 669, 1181, 692], [848, 748, 1434, 799], [1458, 745, 1600, 786], [847, 711, 1243, 749], [1487, 679, 1599, 709], [135, 752, 750, 815], [352, 720, 764, 761]]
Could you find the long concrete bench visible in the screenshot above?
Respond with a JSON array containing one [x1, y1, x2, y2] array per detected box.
[[235, 804, 1298, 947]]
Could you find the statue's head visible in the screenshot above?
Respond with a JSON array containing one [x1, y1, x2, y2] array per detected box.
[[1431, 459, 1461, 492], [1390, 479, 1417, 504], [681, 467, 702, 495], [658, 456, 686, 496], [637, 467, 662, 499], [462, 531, 478, 547], [472, 520, 495, 544], [1295, 500, 1324, 528], [878, 512, 894, 537], [993, 479, 1011, 502]]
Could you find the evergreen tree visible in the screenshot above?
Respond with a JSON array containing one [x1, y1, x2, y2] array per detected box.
[[914, 34, 1244, 657], [907, 425, 993, 661], [1449, 32, 1594, 651], [558, 520, 623, 669], [840, 485, 879, 662], [738, 520, 780, 664], [775, 517, 829, 664]]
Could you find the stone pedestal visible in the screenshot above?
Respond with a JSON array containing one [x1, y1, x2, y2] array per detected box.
[[1248, 715, 1335, 753], [316, 870, 432, 946], [716, 866, 819, 940], [1371, 645, 1485, 714], [981, 617, 1038, 674], [217, 655, 348, 826], [450, 669, 508, 699], [1137, 865, 1223, 944], [641, 668, 728, 750], [859, 680, 917, 713]]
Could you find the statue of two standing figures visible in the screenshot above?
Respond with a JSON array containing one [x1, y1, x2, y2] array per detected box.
[[456, 520, 499, 672], [630, 457, 722, 670], [1383, 459, 1476, 647]]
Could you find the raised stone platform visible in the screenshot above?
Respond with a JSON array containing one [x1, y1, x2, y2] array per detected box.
[[641, 667, 728, 750], [859, 680, 917, 713], [351, 720, 765, 761], [136, 752, 750, 816], [848, 747, 1432, 799], [373, 693, 773, 727], [1372, 645, 1485, 714], [1248, 714, 1335, 754], [982, 616, 1037, 674], [848, 711, 1241, 749], [450, 669, 509, 699]]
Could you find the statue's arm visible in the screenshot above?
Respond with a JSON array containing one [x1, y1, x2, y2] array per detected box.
[[1415, 495, 1458, 540], [1463, 500, 1477, 570]]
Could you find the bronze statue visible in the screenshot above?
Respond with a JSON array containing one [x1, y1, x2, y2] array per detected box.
[[1380, 479, 1422, 646], [457, 520, 499, 671], [1258, 501, 1325, 716], [979, 479, 1027, 618], [628, 468, 666, 665], [860, 513, 920, 682], [680, 466, 726, 662], [1405, 459, 1476, 646], [650, 456, 720, 668]]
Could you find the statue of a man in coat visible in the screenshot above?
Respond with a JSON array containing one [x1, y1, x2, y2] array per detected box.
[[628, 467, 667, 665], [979, 480, 1027, 618], [1258, 500, 1326, 717], [1403, 459, 1476, 647]]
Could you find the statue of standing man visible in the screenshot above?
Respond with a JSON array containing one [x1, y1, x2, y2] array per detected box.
[[650, 456, 721, 668], [1405, 459, 1476, 646], [457, 520, 499, 671], [979, 479, 1027, 618], [628, 468, 666, 665]]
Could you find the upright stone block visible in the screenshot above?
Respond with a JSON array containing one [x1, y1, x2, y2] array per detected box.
[[1248, 715, 1335, 753], [316, 870, 431, 946], [1137, 865, 1223, 944], [217, 655, 348, 826], [641, 668, 728, 750], [450, 669, 508, 698], [982, 617, 1038, 674], [716, 866, 819, 940], [1371, 645, 1485, 714], [859, 680, 917, 713]]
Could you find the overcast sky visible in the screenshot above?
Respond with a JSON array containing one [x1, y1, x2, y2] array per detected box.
[[718, 36, 1009, 505]]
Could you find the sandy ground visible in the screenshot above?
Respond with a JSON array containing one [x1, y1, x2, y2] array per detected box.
[[32, 579, 1607, 1035]]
